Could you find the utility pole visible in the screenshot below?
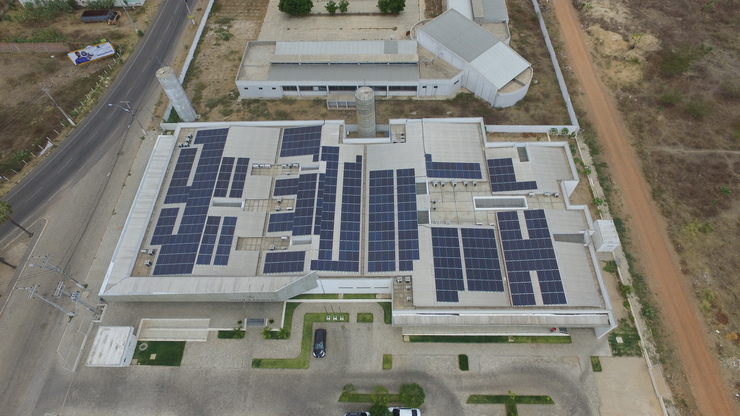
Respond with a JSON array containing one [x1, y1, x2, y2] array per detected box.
[[17, 285, 75, 317], [108, 102, 147, 135], [122, 1, 139, 34], [54, 282, 97, 313], [184, 0, 196, 26], [42, 88, 76, 127], [29, 255, 85, 289]]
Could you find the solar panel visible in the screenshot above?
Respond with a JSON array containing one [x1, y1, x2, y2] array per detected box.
[[279, 125, 323, 158], [268, 212, 295, 232], [487, 158, 537, 192], [213, 157, 235, 198], [460, 228, 504, 292], [291, 173, 318, 236], [425, 154, 483, 179], [151, 207, 179, 245], [431, 227, 465, 302], [263, 251, 306, 274], [367, 170, 396, 272], [497, 210, 566, 306], [213, 216, 237, 266], [228, 158, 249, 198], [274, 177, 299, 196], [164, 148, 197, 204], [196, 216, 221, 265], [396, 168, 419, 271]]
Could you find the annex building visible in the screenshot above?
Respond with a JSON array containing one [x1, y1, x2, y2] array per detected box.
[[101, 118, 616, 337], [235, 9, 533, 108]]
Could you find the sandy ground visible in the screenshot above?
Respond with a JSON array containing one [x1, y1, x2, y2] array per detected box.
[[551, 1, 735, 415], [595, 357, 663, 416]]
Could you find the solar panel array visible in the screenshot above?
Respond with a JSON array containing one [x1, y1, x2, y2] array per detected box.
[[487, 158, 537, 192], [164, 148, 197, 204], [268, 212, 295, 232], [396, 168, 419, 271], [274, 178, 299, 196], [279, 125, 323, 158], [425, 154, 482, 179], [315, 147, 339, 259], [291, 173, 318, 236], [460, 228, 504, 292], [196, 216, 221, 265], [214, 217, 237, 266], [263, 251, 306, 274], [497, 210, 566, 306], [431, 227, 465, 302], [367, 170, 396, 272], [213, 157, 234, 198], [229, 158, 249, 198]]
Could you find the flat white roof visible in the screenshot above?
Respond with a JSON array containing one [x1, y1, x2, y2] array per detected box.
[[86, 326, 135, 366]]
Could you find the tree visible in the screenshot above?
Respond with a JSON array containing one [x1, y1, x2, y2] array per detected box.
[[278, 0, 313, 15], [0, 201, 32, 237], [377, 0, 404, 14], [338, 0, 349, 12], [399, 383, 425, 408], [325, 0, 338, 14], [369, 402, 391, 416], [371, 385, 389, 406]]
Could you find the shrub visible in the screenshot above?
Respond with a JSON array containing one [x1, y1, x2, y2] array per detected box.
[[325, 0, 337, 14], [684, 99, 712, 120], [377, 0, 405, 14], [338, 0, 349, 12], [399, 383, 425, 408], [279, 0, 313, 15], [658, 90, 683, 107]]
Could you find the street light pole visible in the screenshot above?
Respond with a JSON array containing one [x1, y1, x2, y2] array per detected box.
[[184, 0, 196, 26], [108, 102, 147, 135]]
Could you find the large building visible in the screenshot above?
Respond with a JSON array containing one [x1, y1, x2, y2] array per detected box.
[[235, 10, 532, 108], [101, 118, 616, 337]]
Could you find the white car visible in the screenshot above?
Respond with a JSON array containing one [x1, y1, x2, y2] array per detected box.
[[388, 407, 421, 416]]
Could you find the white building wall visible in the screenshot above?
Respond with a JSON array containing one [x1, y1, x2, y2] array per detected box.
[[492, 79, 531, 108]]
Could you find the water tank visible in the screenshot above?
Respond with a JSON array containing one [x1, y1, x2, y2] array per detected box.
[[156, 67, 197, 122], [355, 87, 376, 138]]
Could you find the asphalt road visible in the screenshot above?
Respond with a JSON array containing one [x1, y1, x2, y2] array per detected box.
[[0, 0, 195, 255]]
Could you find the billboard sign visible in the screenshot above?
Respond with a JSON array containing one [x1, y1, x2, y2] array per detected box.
[[67, 42, 116, 66]]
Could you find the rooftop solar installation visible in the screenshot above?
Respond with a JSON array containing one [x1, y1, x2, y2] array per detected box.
[[425, 154, 483, 179], [316, 148, 339, 258], [291, 173, 318, 236], [367, 170, 396, 273], [228, 157, 250, 198], [396, 168, 419, 271], [196, 216, 221, 265], [268, 212, 295, 232], [273, 178, 299, 196], [164, 148, 197, 204], [497, 210, 566, 306], [263, 251, 306, 274], [214, 216, 237, 266], [213, 157, 234, 198], [431, 227, 465, 302], [487, 158, 537, 192], [460, 227, 504, 292], [279, 125, 323, 158], [151, 208, 179, 245]]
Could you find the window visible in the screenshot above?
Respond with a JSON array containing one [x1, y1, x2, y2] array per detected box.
[[282, 86, 298, 91], [389, 86, 417, 92]]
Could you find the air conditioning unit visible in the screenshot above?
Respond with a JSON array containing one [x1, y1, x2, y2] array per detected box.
[[396, 276, 403, 283], [275, 206, 281, 211]]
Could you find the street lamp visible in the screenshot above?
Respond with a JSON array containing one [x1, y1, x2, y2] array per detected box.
[[184, 0, 196, 26], [108, 102, 147, 135]]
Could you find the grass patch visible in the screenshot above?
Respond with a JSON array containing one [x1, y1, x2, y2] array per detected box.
[[357, 313, 374, 323], [217, 329, 245, 339], [283, 302, 300, 335], [467, 394, 554, 416], [251, 313, 348, 369], [590, 356, 602, 372], [132, 341, 186, 366], [379, 302, 392, 324], [339, 392, 401, 403], [608, 319, 642, 357], [383, 354, 392, 369], [408, 335, 571, 344], [343, 293, 378, 299], [291, 294, 340, 299], [459, 354, 469, 371]]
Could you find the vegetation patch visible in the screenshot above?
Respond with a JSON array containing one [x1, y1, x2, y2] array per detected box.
[[458, 354, 469, 371], [357, 313, 374, 323], [383, 354, 392, 370], [291, 294, 340, 299], [132, 341, 186, 366], [217, 329, 245, 339], [408, 335, 570, 344], [251, 313, 348, 369], [608, 319, 642, 357], [590, 356, 602, 372], [379, 302, 392, 324], [343, 293, 378, 299], [467, 392, 554, 416]]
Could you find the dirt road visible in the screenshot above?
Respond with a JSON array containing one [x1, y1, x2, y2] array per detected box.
[[551, 2, 735, 415]]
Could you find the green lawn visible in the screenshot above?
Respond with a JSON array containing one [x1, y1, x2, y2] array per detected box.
[[251, 313, 349, 369], [343, 293, 378, 299], [357, 313, 374, 323], [132, 341, 186, 366], [291, 294, 340, 299], [590, 356, 602, 372], [458, 354, 469, 371], [383, 354, 392, 370], [608, 320, 642, 357], [282, 302, 301, 337], [467, 394, 554, 416], [379, 302, 392, 324], [217, 329, 245, 339], [339, 392, 401, 403], [408, 335, 571, 344]]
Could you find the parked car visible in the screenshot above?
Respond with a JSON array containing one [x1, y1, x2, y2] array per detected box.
[[312, 328, 326, 358], [388, 407, 421, 416], [343, 412, 370, 416]]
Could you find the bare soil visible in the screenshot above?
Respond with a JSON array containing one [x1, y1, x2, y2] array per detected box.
[[553, 1, 738, 415]]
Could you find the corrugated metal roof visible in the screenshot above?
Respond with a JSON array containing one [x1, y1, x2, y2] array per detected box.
[[447, 0, 474, 20], [419, 9, 499, 62], [267, 64, 419, 83], [481, 0, 508, 22], [470, 42, 531, 89], [274, 40, 417, 56]]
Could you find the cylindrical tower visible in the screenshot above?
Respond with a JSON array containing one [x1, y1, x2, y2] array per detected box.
[[355, 87, 376, 138], [156, 67, 197, 122]]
